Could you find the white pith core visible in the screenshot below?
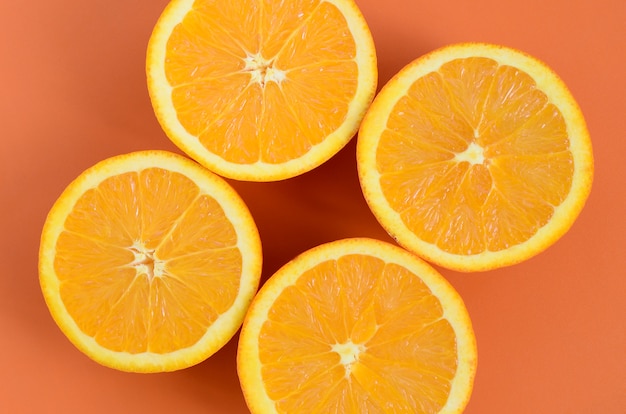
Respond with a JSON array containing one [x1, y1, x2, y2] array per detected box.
[[332, 340, 366, 378], [130, 241, 165, 280], [243, 52, 287, 87], [455, 141, 485, 165]]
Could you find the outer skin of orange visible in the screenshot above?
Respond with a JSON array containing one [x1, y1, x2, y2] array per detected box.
[[39, 151, 263, 372], [237, 238, 477, 413], [146, 0, 378, 181], [357, 43, 594, 272]]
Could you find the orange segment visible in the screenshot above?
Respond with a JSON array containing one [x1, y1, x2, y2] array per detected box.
[[147, 0, 377, 181], [39, 150, 262, 372], [357, 43, 594, 271], [237, 238, 477, 413]]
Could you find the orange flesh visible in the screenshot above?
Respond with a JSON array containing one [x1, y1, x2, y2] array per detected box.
[[258, 254, 457, 412], [165, 0, 359, 164], [54, 168, 242, 353], [378, 57, 574, 255]]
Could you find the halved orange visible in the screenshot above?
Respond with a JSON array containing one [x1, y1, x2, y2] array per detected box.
[[146, 0, 378, 181], [39, 150, 262, 372], [237, 238, 477, 413], [357, 43, 594, 272]]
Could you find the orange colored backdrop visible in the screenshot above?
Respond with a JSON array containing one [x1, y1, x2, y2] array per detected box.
[[1, 0, 625, 412]]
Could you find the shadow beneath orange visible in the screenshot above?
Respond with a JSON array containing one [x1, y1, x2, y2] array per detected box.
[[173, 331, 249, 413], [366, 14, 439, 88], [229, 138, 393, 286]]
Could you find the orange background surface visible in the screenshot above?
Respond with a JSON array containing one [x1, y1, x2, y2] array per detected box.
[[1, 0, 625, 412]]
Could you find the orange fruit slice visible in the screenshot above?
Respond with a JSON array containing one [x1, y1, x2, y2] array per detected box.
[[146, 0, 378, 181], [38, 150, 263, 372], [237, 238, 477, 413], [357, 43, 594, 272]]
